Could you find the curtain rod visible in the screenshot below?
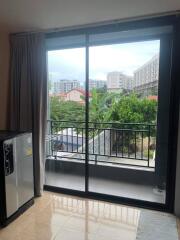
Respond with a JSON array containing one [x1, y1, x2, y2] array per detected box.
[[12, 10, 180, 36]]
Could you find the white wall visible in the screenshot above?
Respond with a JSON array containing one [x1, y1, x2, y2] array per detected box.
[[0, 0, 180, 32]]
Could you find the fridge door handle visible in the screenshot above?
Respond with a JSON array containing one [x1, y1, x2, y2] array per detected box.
[[3, 141, 14, 176]]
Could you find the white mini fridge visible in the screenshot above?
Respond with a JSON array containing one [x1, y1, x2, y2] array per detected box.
[[0, 131, 34, 226]]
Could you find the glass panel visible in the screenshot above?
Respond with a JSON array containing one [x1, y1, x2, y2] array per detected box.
[[45, 47, 86, 191], [88, 40, 166, 203]]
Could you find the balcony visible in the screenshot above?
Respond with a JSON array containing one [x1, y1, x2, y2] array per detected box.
[[45, 120, 165, 204]]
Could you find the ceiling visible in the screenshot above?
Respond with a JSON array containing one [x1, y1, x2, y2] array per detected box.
[[0, 0, 180, 33]]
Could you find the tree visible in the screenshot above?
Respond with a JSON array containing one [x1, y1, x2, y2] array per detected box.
[[49, 91, 157, 154], [104, 94, 157, 124], [50, 92, 157, 129], [89, 89, 122, 123], [50, 96, 85, 130]]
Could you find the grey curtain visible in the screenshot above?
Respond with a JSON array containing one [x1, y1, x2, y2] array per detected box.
[[9, 33, 47, 196]]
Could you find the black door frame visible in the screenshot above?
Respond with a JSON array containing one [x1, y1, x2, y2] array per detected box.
[[85, 34, 89, 193], [44, 14, 180, 213]]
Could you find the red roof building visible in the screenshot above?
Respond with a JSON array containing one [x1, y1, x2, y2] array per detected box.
[[147, 95, 158, 101]]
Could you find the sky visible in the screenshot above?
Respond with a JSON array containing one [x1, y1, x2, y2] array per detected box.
[[48, 40, 160, 83]]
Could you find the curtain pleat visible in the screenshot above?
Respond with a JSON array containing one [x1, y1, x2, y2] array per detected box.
[[9, 33, 47, 196]]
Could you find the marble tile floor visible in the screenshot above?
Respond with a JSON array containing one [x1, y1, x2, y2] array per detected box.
[[0, 191, 179, 240]]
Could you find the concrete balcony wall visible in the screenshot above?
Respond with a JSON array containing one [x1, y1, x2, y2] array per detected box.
[[45, 158, 156, 186]]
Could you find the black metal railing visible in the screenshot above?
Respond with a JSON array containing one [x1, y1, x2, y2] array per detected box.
[[46, 120, 156, 168]]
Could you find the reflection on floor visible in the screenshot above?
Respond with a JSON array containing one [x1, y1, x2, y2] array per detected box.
[[0, 192, 179, 240], [0, 191, 140, 240], [45, 171, 165, 203]]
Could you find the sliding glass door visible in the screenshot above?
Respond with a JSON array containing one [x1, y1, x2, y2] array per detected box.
[[88, 40, 163, 203], [46, 47, 86, 191], [45, 23, 174, 209]]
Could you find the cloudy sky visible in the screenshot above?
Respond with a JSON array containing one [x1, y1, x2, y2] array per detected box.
[[48, 40, 160, 83]]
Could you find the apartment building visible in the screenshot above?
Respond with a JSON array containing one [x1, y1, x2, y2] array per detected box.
[[89, 79, 107, 90], [107, 71, 133, 92], [133, 54, 159, 96], [53, 79, 80, 94]]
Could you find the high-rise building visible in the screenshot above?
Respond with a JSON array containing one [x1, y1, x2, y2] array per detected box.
[[53, 80, 80, 94], [107, 72, 133, 92], [133, 54, 159, 96], [89, 79, 107, 90]]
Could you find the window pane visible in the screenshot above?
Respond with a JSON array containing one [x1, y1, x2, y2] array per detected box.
[[88, 40, 166, 203], [46, 48, 86, 191]]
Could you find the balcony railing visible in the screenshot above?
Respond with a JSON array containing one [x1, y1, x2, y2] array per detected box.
[[46, 120, 156, 169]]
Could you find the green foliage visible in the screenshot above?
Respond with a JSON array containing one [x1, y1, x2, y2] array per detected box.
[[144, 150, 154, 159], [50, 96, 85, 129], [96, 85, 107, 94], [49, 91, 157, 153], [88, 91, 157, 138], [104, 94, 157, 124], [89, 90, 121, 123], [50, 92, 157, 128]]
